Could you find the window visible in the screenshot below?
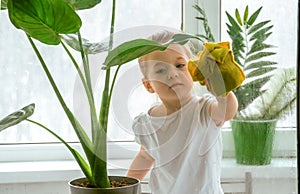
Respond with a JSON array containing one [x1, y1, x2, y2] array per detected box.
[[0, 0, 297, 163], [220, 0, 297, 128], [0, 0, 182, 144], [184, 0, 297, 158]]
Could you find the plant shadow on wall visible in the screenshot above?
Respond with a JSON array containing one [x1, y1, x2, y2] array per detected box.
[[194, 4, 296, 165], [0, 0, 201, 193]]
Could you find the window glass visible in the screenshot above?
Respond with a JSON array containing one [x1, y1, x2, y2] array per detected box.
[[0, 0, 182, 143], [220, 0, 297, 128]]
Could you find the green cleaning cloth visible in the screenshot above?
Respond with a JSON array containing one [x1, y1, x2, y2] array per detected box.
[[188, 41, 245, 96]]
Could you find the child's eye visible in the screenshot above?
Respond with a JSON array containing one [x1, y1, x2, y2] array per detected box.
[[156, 69, 166, 74], [176, 64, 185, 68]]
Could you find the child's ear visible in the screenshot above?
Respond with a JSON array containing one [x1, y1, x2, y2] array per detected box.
[[142, 79, 155, 93]]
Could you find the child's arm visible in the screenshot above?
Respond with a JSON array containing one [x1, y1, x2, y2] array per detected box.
[[126, 146, 155, 180], [209, 91, 238, 126]]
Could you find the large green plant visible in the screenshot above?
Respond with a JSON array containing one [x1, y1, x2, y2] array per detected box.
[[0, 0, 200, 188], [194, 5, 296, 120]]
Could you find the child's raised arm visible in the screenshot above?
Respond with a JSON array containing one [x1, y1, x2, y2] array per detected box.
[[209, 91, 238, 126]]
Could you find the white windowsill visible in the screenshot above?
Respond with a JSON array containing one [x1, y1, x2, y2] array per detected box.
[[0, 158, 297, 184]]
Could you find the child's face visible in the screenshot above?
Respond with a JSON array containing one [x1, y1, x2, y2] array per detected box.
[[140, 44, 194, 101]]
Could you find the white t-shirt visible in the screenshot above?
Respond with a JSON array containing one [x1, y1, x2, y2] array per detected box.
[[132, 95, 224, 194]]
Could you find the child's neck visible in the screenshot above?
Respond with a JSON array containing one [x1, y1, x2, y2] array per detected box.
[[162, 95, 193, 115]]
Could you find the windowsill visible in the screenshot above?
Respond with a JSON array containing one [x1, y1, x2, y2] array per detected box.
[[0, 158, 297, 184]]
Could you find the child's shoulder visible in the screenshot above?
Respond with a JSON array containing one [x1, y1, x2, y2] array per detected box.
[[147, 104, 166, 117]]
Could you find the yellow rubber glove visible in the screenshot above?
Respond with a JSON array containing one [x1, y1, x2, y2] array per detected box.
[[188, 42, 245, 96]]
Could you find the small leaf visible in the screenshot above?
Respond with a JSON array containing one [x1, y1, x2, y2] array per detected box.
[[62, 34, 109, 54], [195, 16, 205, 21], [247, 6, 263, 26], [226, 11, 243, 31], [250, 26, 273, 41], [248, 43, 275, 54], [8, 0, 82, 45], [245, 51, 276, 63], [247, 66, 277, 78], [248, 20, 271, 35], [193, 4, 215, 42], [250, 33, 272, 47], [0, 104, 35, 131], [65, 0, 102, 10], [244, 61, 277, 71], [235, 8, 242, 26], [243, 5, 249, 25], [193, 4, 205, 15]]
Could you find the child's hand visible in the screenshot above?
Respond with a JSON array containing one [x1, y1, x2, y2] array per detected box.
[[188, 42, 246, 96], [205, 78, 227, 97]]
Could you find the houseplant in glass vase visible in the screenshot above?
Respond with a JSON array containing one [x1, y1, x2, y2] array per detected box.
[[0, 0, 200, 193], [194, 5, 296, 165]]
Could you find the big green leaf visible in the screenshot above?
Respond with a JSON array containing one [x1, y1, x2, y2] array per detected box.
[[0, 104, 35, 132], [103, 33, 201, 68], [8, 0, 82, 45], [103, 39, 168, 68], [65, 0, 102, 10]]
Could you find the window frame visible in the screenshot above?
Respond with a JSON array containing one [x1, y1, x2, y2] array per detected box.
[[0, 0, 297, 163]]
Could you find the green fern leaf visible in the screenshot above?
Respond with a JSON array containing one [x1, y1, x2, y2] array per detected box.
[[247, 6, 263, 25], [193, 4, 215, 42], [235, 8, 242, 25], [250, 26, 273, 41], [243, 5, 249, 25], [248, 20, 271, 34], [244, 61, 277, 71], [195, 16, 205, 21], [226, 12, 243, 31], [246, 67, 277, 78], [245, 51, 276, 62], [248, 43, 275, 54]]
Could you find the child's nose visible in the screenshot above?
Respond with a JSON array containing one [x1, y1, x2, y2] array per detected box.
[[167, 69, 179, 79]]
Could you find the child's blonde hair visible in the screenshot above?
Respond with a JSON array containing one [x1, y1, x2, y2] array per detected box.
[[138, 30, 195, 78]]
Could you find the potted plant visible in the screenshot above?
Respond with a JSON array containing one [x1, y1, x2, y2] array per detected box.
[[194, 5, 296, 165], [0, 0, 200, 193]]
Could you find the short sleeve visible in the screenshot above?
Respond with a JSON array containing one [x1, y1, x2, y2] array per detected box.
[[132, 113, 157, 147]]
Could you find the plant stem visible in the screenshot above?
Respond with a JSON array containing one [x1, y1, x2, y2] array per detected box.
[[76, 31, 101, 143], [108, 65, 121, 107], [94, 0, 117, 188], [61, 41, 100, 147], [27, 35, 96, 185]]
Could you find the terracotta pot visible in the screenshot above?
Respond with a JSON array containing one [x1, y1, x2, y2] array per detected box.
[[69, 176, 141, 194]]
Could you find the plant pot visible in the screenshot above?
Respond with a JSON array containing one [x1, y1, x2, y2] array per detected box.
[[230, 119, 277, 165], [69, 176, 141, 194]]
